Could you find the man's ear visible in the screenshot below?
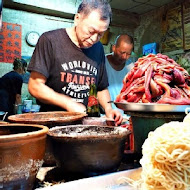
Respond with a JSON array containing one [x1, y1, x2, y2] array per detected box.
[[112, 44, 116, 52], [74, 13, 81, 26]]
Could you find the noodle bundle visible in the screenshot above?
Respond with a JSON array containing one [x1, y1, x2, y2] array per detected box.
[[117, 120, 190, 190], [140, 121, 190, 190]]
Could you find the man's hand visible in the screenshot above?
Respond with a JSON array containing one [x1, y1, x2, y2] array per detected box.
[[105, 107, 123, 126], [97, 88, 123, 125]]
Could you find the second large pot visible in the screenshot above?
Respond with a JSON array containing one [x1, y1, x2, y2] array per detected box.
[[8, 111, 86, 166], [48, 125, 130, 177]]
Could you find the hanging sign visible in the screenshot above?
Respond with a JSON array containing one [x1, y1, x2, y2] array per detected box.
[[0, 22, 22, 63]]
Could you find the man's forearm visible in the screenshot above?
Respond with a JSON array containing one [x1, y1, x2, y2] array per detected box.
[[97, 88, 113, 113], [29, 80, 86, 113]]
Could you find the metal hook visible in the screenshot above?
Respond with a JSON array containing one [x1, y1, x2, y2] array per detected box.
[[2, 112, 8, 121]]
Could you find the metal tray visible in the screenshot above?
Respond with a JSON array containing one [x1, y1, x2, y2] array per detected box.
[[113, 102, 190, 113], [36, 167, 141, 190]]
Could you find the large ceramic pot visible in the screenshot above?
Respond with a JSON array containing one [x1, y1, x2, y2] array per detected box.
[[8, 111, 86, 166], [0, 123, 48, 190], [48, 125, 130, 177]]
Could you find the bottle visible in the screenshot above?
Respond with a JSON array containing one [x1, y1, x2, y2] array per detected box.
[[87, 84, 100, 117]]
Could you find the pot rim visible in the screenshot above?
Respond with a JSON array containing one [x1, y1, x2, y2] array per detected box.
[[48, 125, 130, 139], [0, 123, 49, 140], [8, 111, 87, 125]]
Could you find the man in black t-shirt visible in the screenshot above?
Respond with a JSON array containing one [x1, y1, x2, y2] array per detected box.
[[0, 58, 27, 120], [28, 0, 122, 125]]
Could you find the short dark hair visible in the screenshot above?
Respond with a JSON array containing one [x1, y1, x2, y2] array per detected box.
[[115, 34, 134, 48], [77, 0, 112, 22], [13, 58, 27, 70]]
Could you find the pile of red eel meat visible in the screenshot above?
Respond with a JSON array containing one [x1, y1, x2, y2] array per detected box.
[[116, 53, 190, 105]]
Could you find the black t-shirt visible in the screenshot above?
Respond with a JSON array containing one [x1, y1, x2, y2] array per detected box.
[[0, 71, 23, 115], [28, 28, 108, 111]]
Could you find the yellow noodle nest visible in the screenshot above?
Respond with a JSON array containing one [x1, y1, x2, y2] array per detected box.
[[140, 121, 190, 190], [117, 117, 190, 190]]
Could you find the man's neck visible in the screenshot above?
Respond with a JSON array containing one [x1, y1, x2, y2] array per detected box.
[[14, 69, 22, 75], [66, 27, 80, 48]]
